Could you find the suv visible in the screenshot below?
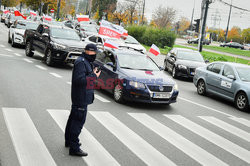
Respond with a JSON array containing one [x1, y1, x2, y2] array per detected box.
[[24, 23, 85, 66]]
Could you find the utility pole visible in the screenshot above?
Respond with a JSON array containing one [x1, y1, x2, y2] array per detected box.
[[198, 0, 210, 52], [224, 0, 232, 43], [190, 0, 195, 31], [20, 2, 23, 13], [141, 0, 145, 25], [56, 0, 61, 20]]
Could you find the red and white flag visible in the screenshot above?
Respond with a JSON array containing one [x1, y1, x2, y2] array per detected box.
[[43, 16, 52, 22], [98, 20, 124, 39], [14, 10, 26, 20], [30, 11, 37, 16], [3, 10, 10, 14], [76, 15, 90, 22], [122, 29, 128, 36], [104, 40, 119, 49], [149, 44, 160, 56]]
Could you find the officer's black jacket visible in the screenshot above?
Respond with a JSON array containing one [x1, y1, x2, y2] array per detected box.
[[71, 54, 97, 107]]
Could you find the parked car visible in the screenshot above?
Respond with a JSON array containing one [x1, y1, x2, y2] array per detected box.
[[220, 42, 244, 49], [243, 44, 250, 50], [187, 38, 210, 45], [122, 35, 147, 53], [24, 23, 85, 66], [194, 62, 250, 111], [93, 47, 179, 104], [8, 20, 38, 47], [164, 48, 208, 78]]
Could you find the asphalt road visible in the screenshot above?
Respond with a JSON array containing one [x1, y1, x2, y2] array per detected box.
[[0, 23, 250, 166]]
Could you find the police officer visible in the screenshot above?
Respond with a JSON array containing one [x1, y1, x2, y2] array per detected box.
[[65, 44, 101, 157]]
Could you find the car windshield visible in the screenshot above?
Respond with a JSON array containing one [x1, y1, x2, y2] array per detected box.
[[125, 36, 139, 44], [16, 22, 26, 29], [177, 51, 204, 62], [51, 28, 80, 40], [118, 54, 159, 71], [236, 67, 250, 82], [84, 26, 97, 33], [104, 38, 125, 45]]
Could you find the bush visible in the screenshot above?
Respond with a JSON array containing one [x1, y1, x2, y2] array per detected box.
[[127, 26, 176, 48]]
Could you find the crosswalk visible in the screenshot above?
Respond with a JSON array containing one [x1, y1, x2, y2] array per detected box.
[[2, 107, 250, 166]]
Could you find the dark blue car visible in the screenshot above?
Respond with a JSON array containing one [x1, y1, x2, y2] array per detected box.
[[93, 48, 179, 104]]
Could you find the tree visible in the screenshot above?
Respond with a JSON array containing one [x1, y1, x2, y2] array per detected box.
[[152, 6, 176, 28], [178, 17, 190, 33], [228, 26, 242, 43], [111, 2, 129, 25], [2, 0, 19, 7], [241, 28, 250, 44], [91, 0, 117, 20]]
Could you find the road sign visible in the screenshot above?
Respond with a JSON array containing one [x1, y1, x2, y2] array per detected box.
[[50, 9, 54, 13]]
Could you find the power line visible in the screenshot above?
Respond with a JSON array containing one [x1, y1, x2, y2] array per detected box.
[[216, 0, 250, 12]]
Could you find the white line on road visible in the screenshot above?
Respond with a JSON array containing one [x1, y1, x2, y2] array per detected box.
[[2, 108, 56, 166], [129, 113, 227, 166], [95, 94, 110, 103], [48, 109, 120, 166], [23, 58, 33, 63], [49, 73, 62, 78], [5, 48, 13, 52], [0, 44, 5, 47], [90, 111, 176, 166], [35, 65, 47, 71], [165, 115, 250, 164], [229, 117, 250, 128], [179, 97, 233, 117], [0, 54, 13, 57], [14, 53, 22, 57], [200, 116, 250, 142]]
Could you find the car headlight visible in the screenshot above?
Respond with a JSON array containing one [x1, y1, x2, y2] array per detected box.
[[174, 84, 178, 91], [51, 42, 67, 50], [129, 81, 146, 89], [178, 64, 187, 69]]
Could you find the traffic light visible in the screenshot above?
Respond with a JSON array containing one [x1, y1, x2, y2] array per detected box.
[[193, 19, 200, 33]]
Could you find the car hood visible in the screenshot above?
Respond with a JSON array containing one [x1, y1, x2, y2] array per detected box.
[[14, 29, 25, 35], [125, 43, 146, 52], [120, 69, 176, 85], [52, 38, 85, 48], [176, 59, 206, 68]]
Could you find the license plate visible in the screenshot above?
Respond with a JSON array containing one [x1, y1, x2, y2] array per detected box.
[[190, 72, 194, 75], [69, 56, 78, 59], [153, 93, 170, 99]]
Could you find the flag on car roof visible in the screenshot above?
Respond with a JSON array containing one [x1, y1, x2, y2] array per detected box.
[[14, 10, 27, 20], [76, 15, 90, 22], [149, 44, 160, 56], [43, 15, 52, 22], [104, 40, 119, 49], [30, 11, 37, 16], [98, 20, 125, 39], [3, 10, 10, 14]]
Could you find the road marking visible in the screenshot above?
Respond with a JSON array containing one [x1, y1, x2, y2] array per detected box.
[[179, 97, 232, 117], [129, 113, 227, 166], [95, 94, 110, 103], [0, 44, 5, 47], [90, 111, 176, 166], [229, 117, 250, 128], [5, 48, 13, 52], [200, 116, 250, 142], [0, 53, 13, 57], [49, 73, 62, 78], [35, 65, 47, 71], [23, 58, 33, 63], [48, 109, 120, 166], [66, 81, 71, 85], [165, 115, 250, 163], [14, 53, 22, 57], [2, 108, 56, 166]]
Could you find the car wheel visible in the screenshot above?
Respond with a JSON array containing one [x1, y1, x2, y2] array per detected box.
[[45, 49, 54, 66], [113, 84, 124, 103], [11, 35, 16, 47], [197, 79, 206, 95], [235, 92, 249, 112], [8, 33, 11, 43], [172, 66, 177, 78], [25, 41, 34, 57]]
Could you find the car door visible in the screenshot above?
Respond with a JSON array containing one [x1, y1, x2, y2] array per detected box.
[[219, 65, 236, 99], [40, 26, 50, 53], [33, 24, 43, 51], [205, 63, 224, 93], [93, 51, 106, 88], [166, 49, 176, 72]]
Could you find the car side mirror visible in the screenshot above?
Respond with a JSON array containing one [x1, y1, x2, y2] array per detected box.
[[227, 75, 235, 80], [159, 66, 164, 71], [106, 62, 114, 68], [10, 25, 15, 28], [205, 59, 209, 63], [42, 33, 49, 37]]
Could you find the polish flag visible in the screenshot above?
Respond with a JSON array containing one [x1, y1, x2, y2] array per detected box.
[[3, 10, 10, 14], [122, 29, 128, 36], [14, 10, 26, 20], [76, 15, 90, 22], [149, 44, 160, 56], [44, 16, 52, 22], [98, 20, 124, 39], [104, 40, 119, 49], [30, 11, 37, 16]]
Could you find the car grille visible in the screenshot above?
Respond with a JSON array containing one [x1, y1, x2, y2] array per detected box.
[[68, 47, 84, 52], [189, 68, 196, 73], [147, 85, 173, 92]]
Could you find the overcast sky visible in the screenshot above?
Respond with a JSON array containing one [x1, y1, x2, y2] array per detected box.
[[120, 0, 250, 30]]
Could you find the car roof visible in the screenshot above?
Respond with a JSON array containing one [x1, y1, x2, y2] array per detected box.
[[211, 61, 250, 68], [105, 47, 145, 56], [40, 23, 71, 29], [174, 47, 200, 53]]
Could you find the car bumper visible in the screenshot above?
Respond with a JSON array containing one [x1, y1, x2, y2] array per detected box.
[[51, 49, 82, 63], [14, 36, 25, 45], [176, 67, 196, 78]]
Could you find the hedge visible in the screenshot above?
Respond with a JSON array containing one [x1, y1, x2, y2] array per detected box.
[[126, 26, 176, 48]]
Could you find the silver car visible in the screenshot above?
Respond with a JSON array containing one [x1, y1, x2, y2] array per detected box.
[[193, 62, 250, 111]]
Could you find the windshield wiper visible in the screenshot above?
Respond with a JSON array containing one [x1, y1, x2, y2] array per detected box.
[[121, 67, 135, 70], [138, 69, 154, 71]]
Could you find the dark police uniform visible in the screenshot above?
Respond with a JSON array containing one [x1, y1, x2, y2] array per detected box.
[[65, 53, 97, 152]]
